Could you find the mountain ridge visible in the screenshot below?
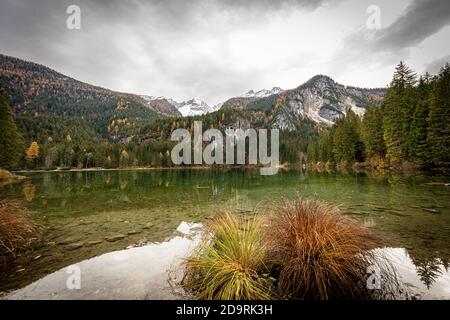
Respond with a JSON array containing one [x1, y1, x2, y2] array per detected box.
[[246, 75, 385, 129], [0, 54, 386, 132]]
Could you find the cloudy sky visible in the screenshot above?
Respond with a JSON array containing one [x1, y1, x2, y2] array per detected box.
[[1, 0, 449, 105]]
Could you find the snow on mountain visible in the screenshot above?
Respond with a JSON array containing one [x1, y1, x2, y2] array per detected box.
[[177, 98, 213, 117], [140, 95, 181, 116], [141, 95, 181, 107], [140, 76, 385, 126], [141, 95, 216, 117], [239, 87, 283, 98]]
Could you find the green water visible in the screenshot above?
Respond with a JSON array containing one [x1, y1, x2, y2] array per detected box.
[[0, 169, 449, 293]]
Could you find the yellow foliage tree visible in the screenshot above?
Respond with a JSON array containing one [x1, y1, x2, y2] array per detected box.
[[120, 150, 129, 168], [26, 141, 40, 162], [120, 150, 129, 159]]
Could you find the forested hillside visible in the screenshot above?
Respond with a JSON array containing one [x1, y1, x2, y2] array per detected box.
[[307, 62, 450, 170], [3, 54, 446, 171]]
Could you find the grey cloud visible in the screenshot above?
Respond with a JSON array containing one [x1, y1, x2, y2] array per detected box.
[[0, 0, 448, 105], [425, 55, 450, 74], [0, 0, 330, 104], [331, 0, 450, 78], [375, 0, 450, 50]]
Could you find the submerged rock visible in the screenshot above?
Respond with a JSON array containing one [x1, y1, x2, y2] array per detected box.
[[423, 182, 449, 186], [105, 234, 127, 242], [66, 242, 84, 250], [142, 223, 153, 230], [127, 230, 141, 235], [176, 221, 203, 236], [86, 240, 103, 247], [422, 208, 441, 214], [57, 238, 81, 245]]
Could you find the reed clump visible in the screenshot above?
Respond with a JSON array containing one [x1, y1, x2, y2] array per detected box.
[[183, 197, 398, 300], [182, 212, 274, 300], [0, 199, 37, 260], [265, 197, 381, 299]]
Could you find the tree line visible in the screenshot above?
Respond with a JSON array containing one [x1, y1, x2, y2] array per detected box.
[[0, 91, 313, 170], [307, 62, 449, 169], [3, 61, 447, 171]]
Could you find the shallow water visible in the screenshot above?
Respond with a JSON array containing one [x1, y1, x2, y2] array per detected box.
[[1, 169, 449, 297]]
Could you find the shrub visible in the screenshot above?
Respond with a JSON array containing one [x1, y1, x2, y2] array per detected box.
[[182, 212, 274, 300], [182, 198, 399, 300], [265, 197, 381, 299], [367, 154, 388, 170]]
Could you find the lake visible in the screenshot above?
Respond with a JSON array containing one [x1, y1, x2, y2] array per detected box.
[[1, 169, 449, 298]]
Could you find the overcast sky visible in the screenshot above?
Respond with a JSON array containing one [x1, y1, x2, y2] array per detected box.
[[1, 0, 449, 105]]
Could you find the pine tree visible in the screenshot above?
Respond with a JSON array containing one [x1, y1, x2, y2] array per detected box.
[[332, 110, 363, 163], [307, 142, 318, 163], [362, 106, 385, 158], [0, 88, 24, 169], [392, 61, 417, 90], [383, 61, 417, 161], [427, 64, 450, 166], [318, 131, 333, 162], [409, 76, 431, 164]]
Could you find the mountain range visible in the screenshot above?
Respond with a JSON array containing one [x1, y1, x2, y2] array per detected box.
[[140, 96, 219, 117], [0, 54, 386, 138]]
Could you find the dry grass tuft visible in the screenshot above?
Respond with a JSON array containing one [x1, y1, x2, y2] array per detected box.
[[182, 197, 400, 300], [0, 199, 36, 260], [265, 197, 382, 299]]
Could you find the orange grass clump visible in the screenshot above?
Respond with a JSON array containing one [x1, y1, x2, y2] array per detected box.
[[265, 197, 380, 299], [0, 199, 36, 260]]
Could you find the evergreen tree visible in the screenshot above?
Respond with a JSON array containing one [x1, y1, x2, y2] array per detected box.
[[383, 61, 417, 161], [409, 76, 432, 164], [318, 131, 333, 162], [332, 110, 363, 163], [427, 64, 450, 166], [307, 142, 318, 163], [0, 88, 24, 169], [362, 106, 385, 158]]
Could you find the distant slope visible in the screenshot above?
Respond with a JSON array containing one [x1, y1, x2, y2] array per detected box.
[[141, 95, 182, 117], [177, 98, 215, 116], [273, 75, 385, 129], [141, 96, 217, 117], [220, 87, 284, 110], [0, 54, 175, 118], [0, 54, 182, 143], [220, 75, 386, 130]]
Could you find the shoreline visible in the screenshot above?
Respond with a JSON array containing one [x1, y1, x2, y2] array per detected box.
[[12, 164, 291, 174], [11, 164, 449, 175]]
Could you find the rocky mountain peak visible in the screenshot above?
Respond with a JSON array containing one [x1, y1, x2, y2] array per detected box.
[[240, 87, 284, 98], [177, 98, 212, 117]]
